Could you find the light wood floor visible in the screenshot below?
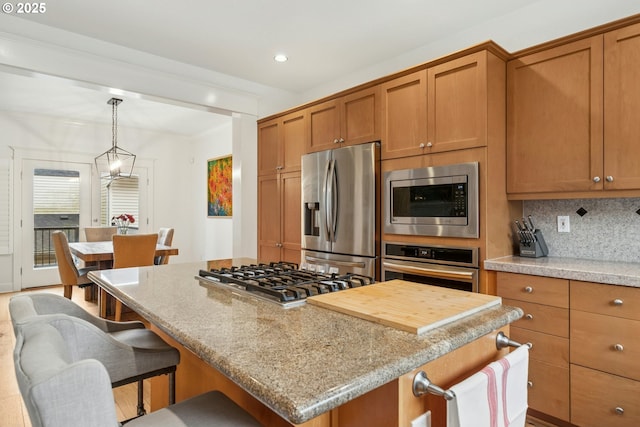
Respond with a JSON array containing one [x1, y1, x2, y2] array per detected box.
[[0, 285, 149, 427]]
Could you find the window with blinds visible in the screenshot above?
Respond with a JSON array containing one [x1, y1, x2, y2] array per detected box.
[[100, 176, 139, 228], [0, 159, 10, 254]]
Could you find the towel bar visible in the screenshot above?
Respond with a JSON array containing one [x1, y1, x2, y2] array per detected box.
[[413, 332, 530, 400]]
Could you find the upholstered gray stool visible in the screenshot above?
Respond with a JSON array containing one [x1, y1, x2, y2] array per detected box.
[[9, 293, 179, 416], [13, 320, 262, 427]]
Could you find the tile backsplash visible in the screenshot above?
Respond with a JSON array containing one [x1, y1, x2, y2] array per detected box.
[[523, 198, 640, 263]]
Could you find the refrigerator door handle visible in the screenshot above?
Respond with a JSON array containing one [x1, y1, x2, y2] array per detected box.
[[323, 159, 332, 240], [325, 159, 337, 242], [330, 159, 338, 239]]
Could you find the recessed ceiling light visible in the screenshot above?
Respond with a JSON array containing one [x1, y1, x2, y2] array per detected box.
[[274, 54, 288, 63]]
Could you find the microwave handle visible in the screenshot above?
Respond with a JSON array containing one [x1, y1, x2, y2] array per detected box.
[[382, 261, 475, 283]]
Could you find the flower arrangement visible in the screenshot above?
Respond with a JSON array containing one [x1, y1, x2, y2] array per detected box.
[[112, 214, 135, 234]]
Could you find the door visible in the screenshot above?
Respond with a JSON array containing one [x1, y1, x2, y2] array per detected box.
[[20, 159, 92, 288], [301, 149, 332, 253], [332, 143, 377, 257]]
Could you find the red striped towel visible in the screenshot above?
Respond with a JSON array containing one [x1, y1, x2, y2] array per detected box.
[[447, 345, 529, 427]]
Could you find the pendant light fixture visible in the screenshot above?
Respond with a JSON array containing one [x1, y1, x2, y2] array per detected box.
[[94, 97, 136, 179]]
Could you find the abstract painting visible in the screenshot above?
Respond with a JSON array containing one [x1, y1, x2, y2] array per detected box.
[[207, 155, 232, 217]]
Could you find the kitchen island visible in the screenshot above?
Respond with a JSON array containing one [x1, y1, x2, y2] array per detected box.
[[88, 259, 522, 427]]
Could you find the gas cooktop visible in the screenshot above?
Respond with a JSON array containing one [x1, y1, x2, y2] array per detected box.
[[197, 262, 374, 308]]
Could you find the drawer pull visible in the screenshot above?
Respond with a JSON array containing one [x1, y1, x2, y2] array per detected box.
[[524, 286, 533, 293], [613, 298, 623, 306], [525, 314, 534, 320], [615, 407, 624, 415], [527, 380, 533, 388], [613, 343, 624, 352]]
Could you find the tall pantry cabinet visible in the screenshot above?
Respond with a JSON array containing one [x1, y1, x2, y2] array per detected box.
[[257, 111, 305, 264]]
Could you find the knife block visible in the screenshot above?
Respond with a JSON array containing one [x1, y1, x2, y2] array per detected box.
[[519, 229, 549, 258]]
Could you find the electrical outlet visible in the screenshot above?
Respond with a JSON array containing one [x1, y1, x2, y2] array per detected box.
[[557, 215, 570, 233], [411, 411, 431, 427]]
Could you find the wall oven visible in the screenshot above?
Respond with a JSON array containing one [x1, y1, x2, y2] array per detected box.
[[383, 162, 479, 238], [382, 242, 479, 292]]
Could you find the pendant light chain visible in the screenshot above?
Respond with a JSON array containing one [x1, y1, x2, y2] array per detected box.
[[112, 98, 118, 149]]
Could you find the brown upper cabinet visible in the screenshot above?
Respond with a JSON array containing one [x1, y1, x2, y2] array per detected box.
[[307, 86, 381, 153], [258, 110, 307, 176], [507, 21, 640, 198], [381, 50, 497, 159]]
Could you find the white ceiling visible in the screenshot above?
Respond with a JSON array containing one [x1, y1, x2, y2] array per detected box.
[[2, 0, 640, 135]]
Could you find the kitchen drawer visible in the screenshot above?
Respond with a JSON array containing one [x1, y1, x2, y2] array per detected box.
[[497, 272, 568, 308], [571, 281, 640, 321], [528, 359, 570, 422], [503, 298, 569, 337], [571, 364, 640, 427], [571, 310, 640, 381], [509, 326, 569, 367]]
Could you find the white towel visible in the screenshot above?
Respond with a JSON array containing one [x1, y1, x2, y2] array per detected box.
[[447, 345, 529, 427]]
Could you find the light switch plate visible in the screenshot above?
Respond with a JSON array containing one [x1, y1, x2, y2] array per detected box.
[[557, 215, 570, 233]]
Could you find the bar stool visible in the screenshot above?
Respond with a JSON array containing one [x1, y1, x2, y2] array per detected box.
[[9, 293, 179, 417], [13, 320, 262, 427]]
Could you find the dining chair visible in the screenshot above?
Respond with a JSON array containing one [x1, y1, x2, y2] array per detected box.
[[9, 293, 180, 417], [112, 233, 158, 321], [51, 231, 99, 299], [84, 226, 117, 242], [13, 318, 261, 427], [155, 227, 174, 265]]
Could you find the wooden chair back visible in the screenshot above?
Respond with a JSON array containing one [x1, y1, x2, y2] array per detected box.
[[52, 231, 80, 286], [112, 233, 158, 269]]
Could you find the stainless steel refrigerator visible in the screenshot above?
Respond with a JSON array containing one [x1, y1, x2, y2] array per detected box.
[[301, 142, 379, 278]]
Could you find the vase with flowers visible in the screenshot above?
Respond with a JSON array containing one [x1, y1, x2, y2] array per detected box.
[[112, 214, 135, 235]]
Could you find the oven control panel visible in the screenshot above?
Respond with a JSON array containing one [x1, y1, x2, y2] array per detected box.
[[384, 242, 478, 268]]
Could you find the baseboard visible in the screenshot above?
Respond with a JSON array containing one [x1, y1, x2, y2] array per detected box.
[[0, 282, 16, 293]]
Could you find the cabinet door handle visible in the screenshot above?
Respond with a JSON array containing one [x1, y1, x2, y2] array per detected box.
[[333, 138, 340, 144], [338, 138, 345, 143], [524, 286, 533, 293], [525, 314, 534, 320], [426, 142, 433, 147], [593, 176, 601, 183], [527, 380, 533, 388], [613, 343, 624, 352], [606, 175, 614, 182], [419, 143, 425, 148], [615, 407, 624, 415], [613, 298, 623, 306]]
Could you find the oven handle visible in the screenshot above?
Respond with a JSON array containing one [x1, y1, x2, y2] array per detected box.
[[382, 260, 475, 283], [305, 255, 366, 269]]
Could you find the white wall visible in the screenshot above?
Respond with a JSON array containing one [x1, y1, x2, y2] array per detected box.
[[0, 109, 246, 292], [191, 120, 234, 260]]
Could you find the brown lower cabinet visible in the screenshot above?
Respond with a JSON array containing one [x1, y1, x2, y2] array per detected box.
[[571, 365, 640, 427], [498, 273, 640, 427]]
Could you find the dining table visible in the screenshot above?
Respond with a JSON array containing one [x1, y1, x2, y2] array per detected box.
[[69, 240, 179, 317]]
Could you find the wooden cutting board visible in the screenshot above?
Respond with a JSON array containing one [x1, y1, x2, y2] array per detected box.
[[307, 280, 501, 334]]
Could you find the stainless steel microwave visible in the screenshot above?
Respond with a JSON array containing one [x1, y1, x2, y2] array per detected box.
[[383, 162, 479, 238]]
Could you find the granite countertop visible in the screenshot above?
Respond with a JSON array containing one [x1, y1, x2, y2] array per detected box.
[[484, 256, 640, 287], [88, 260, 521, 424]]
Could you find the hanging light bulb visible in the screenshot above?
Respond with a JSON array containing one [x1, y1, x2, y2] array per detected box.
[[94, 98, 136, 179]]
